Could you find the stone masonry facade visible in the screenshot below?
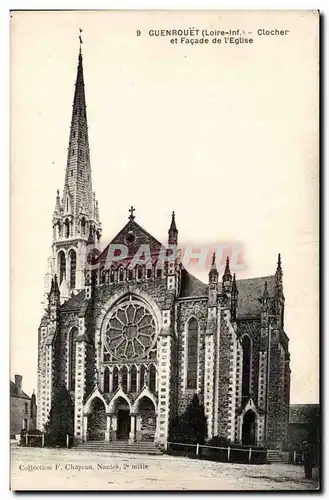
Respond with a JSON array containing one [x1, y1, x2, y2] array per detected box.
[[36, 46, 291, 450]]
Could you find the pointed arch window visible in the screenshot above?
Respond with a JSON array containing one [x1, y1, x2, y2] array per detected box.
[[187, 319, 198, 390], [140, 365, 146, 391], [122, 366, 128, 392], [69, 249, 76, 289], [149, 365, 156, 393], [110, 267, 115, 283], [147, 268, 152, 279], [58, 251, 66, 284], [118, 267, 124, 282], [69, 328, 78, 391], [81, 217, 86, 236], [137, 266, 143, 280], [130, 365, 137, 392], [113, 367, 119, 392], [242, 335, 252, 400], [64, 219, 70, 238], [103, 366, 110, 393]]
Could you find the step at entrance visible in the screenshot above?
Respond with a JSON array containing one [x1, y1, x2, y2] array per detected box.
[[267, 450, 288, 463], [75, 440, 163, 455]]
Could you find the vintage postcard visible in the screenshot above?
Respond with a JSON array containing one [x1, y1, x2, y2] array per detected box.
[[10, 10, 319, 491]]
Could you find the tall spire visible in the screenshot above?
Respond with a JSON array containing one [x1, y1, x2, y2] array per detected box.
[[46, 38, 102, 303], [63, 42, 94, 231]]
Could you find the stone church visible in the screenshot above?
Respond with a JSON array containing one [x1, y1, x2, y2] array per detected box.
[[37, 47, 291, 450]]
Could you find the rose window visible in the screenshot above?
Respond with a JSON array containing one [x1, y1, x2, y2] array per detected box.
[[104, 299, 157, 360]]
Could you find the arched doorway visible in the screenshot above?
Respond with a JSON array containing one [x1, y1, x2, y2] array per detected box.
[[135, 396, 156, 442], [242, 410, 256, 446], [115, 397, 131, 441], [87, 398, 106, 441]]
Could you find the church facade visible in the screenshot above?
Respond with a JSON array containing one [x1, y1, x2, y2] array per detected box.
[[37, 48, 291, 450]]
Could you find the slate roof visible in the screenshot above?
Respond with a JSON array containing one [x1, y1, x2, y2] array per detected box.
[[236, 275, 275, 319], [179, 270, 276, 319], [60, 289, 86, 311], [10, 381, 30, 400], [289, 404, 320, 424], [180, 269, 208, 297]]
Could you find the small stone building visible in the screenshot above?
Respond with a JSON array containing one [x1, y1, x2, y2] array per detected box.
[[10, 375, 37, 437], [288, 404, 320, 450]]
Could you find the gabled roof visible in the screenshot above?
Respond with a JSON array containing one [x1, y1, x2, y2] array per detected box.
[[60, 289, 86, 311], [10, 381, 30, 400], [236, 275, 275, 319], [96, 219, 163, 268]]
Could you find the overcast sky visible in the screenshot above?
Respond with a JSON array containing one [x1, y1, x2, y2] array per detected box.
[[11, 10, 319, 403]]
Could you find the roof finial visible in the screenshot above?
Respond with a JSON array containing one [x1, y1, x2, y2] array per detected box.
[[129, 206, 135, 221], [211, 252, 216, 267], [275, 253, 283, 295], [79, 28, 83, 54], [168, 210, 178, 244], [209, 252, 218, 283]]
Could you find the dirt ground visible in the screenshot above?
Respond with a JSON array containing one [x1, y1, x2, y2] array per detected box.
[[10, 443, 319, 491]]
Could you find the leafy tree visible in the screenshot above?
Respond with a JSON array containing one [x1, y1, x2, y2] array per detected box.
[[169, 394, 207, 445], [44, 385, 74, 446]]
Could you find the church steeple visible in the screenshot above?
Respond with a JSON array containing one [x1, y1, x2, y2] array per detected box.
[[44, 39, 102, 306]]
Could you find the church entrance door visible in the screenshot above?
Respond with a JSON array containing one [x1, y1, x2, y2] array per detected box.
[[242, 410, 256, 446], [117, 410, 130, 440], [115, 398, 131, 441]]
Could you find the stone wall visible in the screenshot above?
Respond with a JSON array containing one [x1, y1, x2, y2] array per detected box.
[[266, 326, 289, 448], [216, 307, 233, 439], [175, 298, 208, 414]]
